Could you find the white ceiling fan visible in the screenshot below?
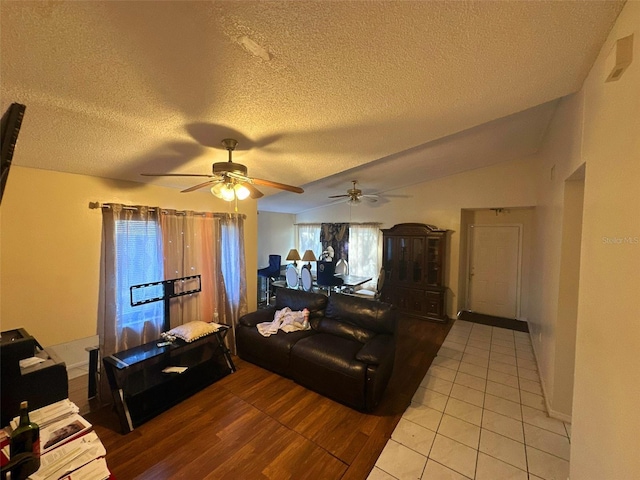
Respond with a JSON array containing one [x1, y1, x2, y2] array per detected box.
[[328, 180, 378, 206]]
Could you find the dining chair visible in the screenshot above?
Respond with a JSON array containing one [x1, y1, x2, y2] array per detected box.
[[352, 267, 385, 300], [315, 260, 344, 295]]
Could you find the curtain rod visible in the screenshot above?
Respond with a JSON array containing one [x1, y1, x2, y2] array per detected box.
[[89, 202, 246, 219]]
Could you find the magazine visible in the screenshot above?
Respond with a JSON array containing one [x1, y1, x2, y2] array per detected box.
[[40, 414, 92, 454]]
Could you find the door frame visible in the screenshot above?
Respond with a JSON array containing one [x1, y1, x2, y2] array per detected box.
[[465, 223, 523, 319]]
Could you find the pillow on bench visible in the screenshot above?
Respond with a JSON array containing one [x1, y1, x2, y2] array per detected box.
[[165, 321, 221, 342]]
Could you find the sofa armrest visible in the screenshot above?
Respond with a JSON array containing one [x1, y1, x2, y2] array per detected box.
[[356, 334, 395, 365], [239, 307, 276, 328]]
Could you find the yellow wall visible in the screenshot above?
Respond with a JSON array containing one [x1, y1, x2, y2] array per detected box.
[[0, 166, 257, 346]]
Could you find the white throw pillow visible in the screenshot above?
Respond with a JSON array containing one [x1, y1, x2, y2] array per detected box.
[[165, 321, 221, 342]]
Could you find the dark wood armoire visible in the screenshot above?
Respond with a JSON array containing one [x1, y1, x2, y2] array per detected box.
[[380, 223, 448, 322]]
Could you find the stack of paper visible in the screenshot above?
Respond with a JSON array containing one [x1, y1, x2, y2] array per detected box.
[[30, 432, 107, 480], [11, 399, 80, 430]]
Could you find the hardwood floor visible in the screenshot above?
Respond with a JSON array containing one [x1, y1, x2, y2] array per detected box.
[[82, 315, 451, 479]]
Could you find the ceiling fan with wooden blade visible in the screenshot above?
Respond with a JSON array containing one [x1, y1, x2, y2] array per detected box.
[[329, 180, 378, 205], [141, 138, 304, 201]]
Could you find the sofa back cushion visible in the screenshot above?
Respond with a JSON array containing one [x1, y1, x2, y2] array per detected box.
[[325, 294, 396, 336], [275, 288, 328, 324], [316, 318, 376, 344]]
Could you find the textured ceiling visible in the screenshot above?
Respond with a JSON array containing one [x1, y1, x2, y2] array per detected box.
[[0, 1, 624, 213]]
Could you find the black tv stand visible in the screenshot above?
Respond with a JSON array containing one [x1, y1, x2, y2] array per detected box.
[[103, 326, 235, 433]]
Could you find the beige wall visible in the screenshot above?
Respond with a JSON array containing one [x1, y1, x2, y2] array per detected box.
[[570, 3, 640, 478], [530, 2, 639, 477], [0, 166, 257, 347], [257, 211, 295, 268], [295, 156, 539, 319]]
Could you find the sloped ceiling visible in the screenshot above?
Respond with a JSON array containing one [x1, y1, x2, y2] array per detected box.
[[0, 1, 625, 213]]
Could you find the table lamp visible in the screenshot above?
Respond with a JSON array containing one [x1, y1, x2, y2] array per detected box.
[[286, 248, 301, 267], [302, 250, 317, 269]]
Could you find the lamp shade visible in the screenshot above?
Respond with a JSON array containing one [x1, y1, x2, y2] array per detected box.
[[286, 249, 301, 261], [302, 250, 316, 262]]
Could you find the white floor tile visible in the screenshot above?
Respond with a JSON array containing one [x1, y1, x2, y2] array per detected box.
[[490, 351, 517, 365], [428, 365, 458, 382], [421, 459, 471, 480], [486, 380, 521, 403], [444, 397, 483, 426], [519, 378, 542, 395], [521, 406, 566, 435], [441, 340, 466, 353], [446, 333, 469, 345], [479, 429, 527, 470], [432, 356, 461, 371], [461, 353, 489, 368], [491, 338, 515, 349], [523, 423, 571, 461], [487, 369, 519, 389], [376, 439, 427, 480], [413, 387, 449, 412], [463, 345, 490, 359], [483, 394, 522, 421], [489, 361, 518, 376], [367, 466, 397, 480], [526, 445, 570, 480], [392, 418, 437, 456], [457, 361, 488, 379], [449, 384, 485, 408], [490, 344, 516, 356], [429, 434, 478, 479], [466, 339, 490, 351], [438, 347, 464, 361], [454, 372, 487, 392], [382, 322, 565, 480], [520, 390, 545, 411], [437, 414, 480, 449], [475, 452, 528, 480], [403, 402, 444, 432], [481, 410, 525, 443], [517, 367, 539, 381], [420, 374, 454, 396], [516, 358, 538, 371]]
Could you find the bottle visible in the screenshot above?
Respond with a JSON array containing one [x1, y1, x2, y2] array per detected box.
[[10, 401, 41, 477]]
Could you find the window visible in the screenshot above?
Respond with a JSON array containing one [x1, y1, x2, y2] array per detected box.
[[115, 219, 165, 334], [295, 223, 381, 287]]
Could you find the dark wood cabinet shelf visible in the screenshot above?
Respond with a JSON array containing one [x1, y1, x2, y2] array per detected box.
[[380, 223, 449, 322], [103, 327, 235, 433]]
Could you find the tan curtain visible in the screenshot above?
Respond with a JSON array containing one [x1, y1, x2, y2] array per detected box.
[[219, 214, 248, 354], [160, 210, 200, 328], [97, 204, 163, 401]]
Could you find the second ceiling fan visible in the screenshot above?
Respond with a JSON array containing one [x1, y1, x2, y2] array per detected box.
[[329, 180, 378, 205], [142, 138, 304, 201]]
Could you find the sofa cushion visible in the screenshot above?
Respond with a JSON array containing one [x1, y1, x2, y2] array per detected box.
[[236, 325, 315, 377], [325, 293, 395, 335], [316, 318, 375, 344], [290, 333, 367, 409]]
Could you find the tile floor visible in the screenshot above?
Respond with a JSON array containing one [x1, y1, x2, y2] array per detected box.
[[369, 320, 571, 480]]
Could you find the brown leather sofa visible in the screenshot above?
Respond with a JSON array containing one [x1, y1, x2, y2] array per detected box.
[[236, 288, 396, 411]]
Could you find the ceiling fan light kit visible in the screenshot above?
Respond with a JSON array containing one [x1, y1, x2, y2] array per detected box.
[[141, 138, 304, 202]]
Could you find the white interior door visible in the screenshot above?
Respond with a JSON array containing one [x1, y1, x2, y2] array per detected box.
[[467, 225, 520, 318]]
